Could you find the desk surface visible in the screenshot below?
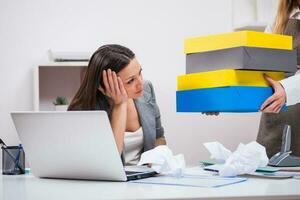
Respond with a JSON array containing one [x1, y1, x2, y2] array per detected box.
[[1, 173, 300, 200]]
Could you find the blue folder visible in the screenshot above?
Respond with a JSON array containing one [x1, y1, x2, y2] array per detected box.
[[176, 86, 286, 113]]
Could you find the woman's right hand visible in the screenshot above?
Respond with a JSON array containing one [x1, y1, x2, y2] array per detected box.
[[99, 69, 128, 105]]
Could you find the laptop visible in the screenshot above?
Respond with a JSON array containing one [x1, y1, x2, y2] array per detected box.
[[11, 111, 156, 181]]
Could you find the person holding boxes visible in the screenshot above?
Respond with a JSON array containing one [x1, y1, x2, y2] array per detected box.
[[260, 0, 300, 112], [258, 0, 300, 158], [178, 0, 299, 159]]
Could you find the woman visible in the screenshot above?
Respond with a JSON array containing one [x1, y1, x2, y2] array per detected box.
[[257, 0, 300, 158], [68, 44, 166, 165]]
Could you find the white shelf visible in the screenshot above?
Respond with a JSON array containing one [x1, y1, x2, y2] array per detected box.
[[39, 61, 89, 67], [233, 22, 267, 32], [34, 63, 87, 111], [231, 0, 278, 32]]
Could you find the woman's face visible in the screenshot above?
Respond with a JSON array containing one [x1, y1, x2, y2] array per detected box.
[[117, 58, 144, 99]]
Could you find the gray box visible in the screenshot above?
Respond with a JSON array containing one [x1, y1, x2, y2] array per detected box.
[[186, 47, 297, 73]]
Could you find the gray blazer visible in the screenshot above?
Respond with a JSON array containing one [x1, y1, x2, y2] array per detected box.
[[133, 80, 165, 152], [119, 80, 165, 164]]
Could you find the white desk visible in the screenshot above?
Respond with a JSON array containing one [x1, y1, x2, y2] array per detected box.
[[1, 174, 300, 200]]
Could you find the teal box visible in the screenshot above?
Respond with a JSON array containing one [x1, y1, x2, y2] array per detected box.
[[176, 86, 286, 113]]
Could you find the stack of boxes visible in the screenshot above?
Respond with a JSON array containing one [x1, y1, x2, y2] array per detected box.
[[176, 31, 297, 112]]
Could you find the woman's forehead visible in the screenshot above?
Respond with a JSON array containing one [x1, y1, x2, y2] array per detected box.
[[117, 58, 141, 79]]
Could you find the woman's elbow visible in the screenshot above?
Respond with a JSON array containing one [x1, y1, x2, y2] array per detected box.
[[155, 137, 166, 146]]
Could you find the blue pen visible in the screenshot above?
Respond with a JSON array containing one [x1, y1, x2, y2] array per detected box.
[[14, 144, 22, 173]]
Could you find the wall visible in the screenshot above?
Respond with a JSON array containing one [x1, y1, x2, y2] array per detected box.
[[0, 0, 263, 166]]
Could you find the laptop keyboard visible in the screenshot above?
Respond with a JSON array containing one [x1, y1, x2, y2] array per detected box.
[[125, 170, 157, 181], [125, 171, 140, 175]]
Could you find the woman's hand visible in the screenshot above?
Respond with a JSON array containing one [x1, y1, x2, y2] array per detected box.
[[99, 69, 128, 105], [260, 74, 286, 113]]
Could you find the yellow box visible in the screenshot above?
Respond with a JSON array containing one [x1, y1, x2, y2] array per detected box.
[[177, 69, 285, 91], [184, 31, 292, 54]]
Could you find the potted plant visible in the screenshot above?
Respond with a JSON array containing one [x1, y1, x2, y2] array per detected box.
[[53, 96, 69, 111]]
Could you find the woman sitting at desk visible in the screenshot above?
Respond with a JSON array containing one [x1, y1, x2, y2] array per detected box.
[[68, 44, 166, 165]]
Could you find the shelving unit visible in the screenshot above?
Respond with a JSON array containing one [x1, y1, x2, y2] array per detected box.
[[34, 62, 88, 111], [232, 0, 278, 32], [233, 22, 267, 32]]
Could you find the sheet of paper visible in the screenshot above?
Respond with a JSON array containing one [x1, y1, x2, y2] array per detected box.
[[130, 175, 247, 188], [183, 166, 218, 176], [204, 164, 280, 173]]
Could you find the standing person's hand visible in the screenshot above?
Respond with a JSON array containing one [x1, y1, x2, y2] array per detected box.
[[260, 74, 286, 113], [99, 69, 128, 105]]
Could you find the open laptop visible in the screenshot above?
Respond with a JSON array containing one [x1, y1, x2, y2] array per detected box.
[[11, 111, 156, 181]]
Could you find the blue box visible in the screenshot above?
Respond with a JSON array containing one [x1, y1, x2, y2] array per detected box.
[[176, 86, 286, 113]]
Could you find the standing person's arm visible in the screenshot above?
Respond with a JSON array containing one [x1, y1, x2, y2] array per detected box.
[[101, 69, 128, 154], [280, 73, 300, 106], [260, 2, 300, 112], [260, 74, 286, 113], [260, 74, 300, 113]]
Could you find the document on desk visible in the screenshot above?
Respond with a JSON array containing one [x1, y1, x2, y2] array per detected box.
[[130, 175, 247, 188]]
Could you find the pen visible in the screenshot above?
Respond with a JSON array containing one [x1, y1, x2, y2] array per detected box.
[[14, 144, 22, 173]]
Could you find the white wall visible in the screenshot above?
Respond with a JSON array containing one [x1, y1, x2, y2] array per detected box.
[[0, 0, 262, 166]]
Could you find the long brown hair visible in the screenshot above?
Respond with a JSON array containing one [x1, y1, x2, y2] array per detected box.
[[68, 44, 135, 111], [273, 0, 299, 34]]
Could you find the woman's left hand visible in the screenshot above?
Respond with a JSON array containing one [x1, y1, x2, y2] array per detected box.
[[99, 69, 128, 105], [260, 74, 286, 113]]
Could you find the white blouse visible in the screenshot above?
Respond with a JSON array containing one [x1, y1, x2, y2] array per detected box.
[[124, 127, 144, 165], [265, 7, 300, 106]]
